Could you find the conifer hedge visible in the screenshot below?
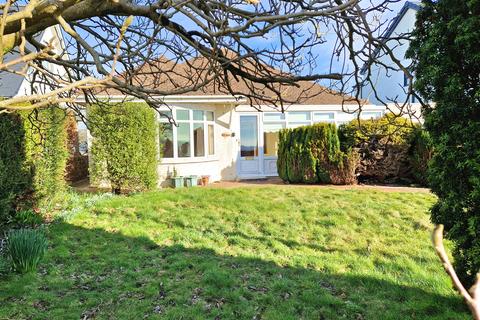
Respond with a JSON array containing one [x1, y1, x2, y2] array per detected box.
[[278, 123, 357, 184], [278, 116, 432, 186], [89, 103, 158, 193], [0, 107, 68, 225]]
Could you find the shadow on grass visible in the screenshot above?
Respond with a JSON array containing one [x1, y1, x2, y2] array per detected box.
[[0, 222, 469, 320]]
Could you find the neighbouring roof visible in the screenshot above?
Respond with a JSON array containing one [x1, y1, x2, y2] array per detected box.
[[381, 1, 421, 41], [0, 32, 44, 97], [99, 55, 363, 106], [360, 1, 421, 74]]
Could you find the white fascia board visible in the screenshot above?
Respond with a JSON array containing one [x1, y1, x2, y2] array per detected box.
[[236, 104, 384, 112], [75, 95, 247, 104]]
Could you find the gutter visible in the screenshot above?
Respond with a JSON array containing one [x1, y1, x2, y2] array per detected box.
[[75, 95, 247, 105]]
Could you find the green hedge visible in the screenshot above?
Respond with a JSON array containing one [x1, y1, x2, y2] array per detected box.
[[0, 107, 68, 225], [278, 115, 432, 186], [339, 114, 419, 183], [89, 103, 158, 193], [0, 113, 30, 223], [278, 123, 357, 184], [22, 108, 68, 205]]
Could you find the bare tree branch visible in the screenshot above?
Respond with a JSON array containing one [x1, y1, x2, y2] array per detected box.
[[432, 224, 480, 320]]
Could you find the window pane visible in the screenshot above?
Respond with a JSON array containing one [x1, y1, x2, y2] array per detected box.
[[240, 116, 258, 157], [159, 111, 172, 121], [264, 122, 285, 132], [263, 123, 284, 156], [360, 111, 383, 120], [288, 112, 311, 122], [176, 109, 190, 121], [264, 113, 285, 121], [159, 123, 173, 158], [177, 123, 191, 157], [206, 111, 214, 121], [193, 123, 205, 157], [193, 110, 204, 121], [313, 112, 335, 122], [208, 124, 214, 155]]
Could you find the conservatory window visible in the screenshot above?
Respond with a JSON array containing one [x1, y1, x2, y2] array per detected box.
[[159, 109, 215, 159]]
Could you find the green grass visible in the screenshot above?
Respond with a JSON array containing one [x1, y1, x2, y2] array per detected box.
[[0, 187, 469, 319]]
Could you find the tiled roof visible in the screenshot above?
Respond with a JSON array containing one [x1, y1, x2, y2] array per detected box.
[[99, 55, 363, 105]]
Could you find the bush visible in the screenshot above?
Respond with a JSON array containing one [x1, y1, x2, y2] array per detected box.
[[278, 115, 431, 186], [6, 228, 48, 273], [0, 114, 30, 224], [339, 114, 421, 183], [89, 103, 158, 193], [21, 107, 69, 206], [0, 107, 68, 225], [278, 123, 357, 184]]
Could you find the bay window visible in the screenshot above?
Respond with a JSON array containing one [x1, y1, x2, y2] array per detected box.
[[159, 109, 215, 159]]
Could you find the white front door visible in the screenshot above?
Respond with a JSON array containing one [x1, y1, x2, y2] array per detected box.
[[238, 114, 263, 177]]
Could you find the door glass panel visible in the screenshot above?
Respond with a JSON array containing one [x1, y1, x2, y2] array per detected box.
[[240, 116, 258, 157], [193, 123, 205, 157], [177, 123, 191, 157], [208, 124, 215, 155], [264, 123, 285, 156]]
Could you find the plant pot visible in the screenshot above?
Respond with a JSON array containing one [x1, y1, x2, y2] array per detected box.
[[185, 176, 198, 187], [200, 175, 210, 186], [171, 176, 184, 188]]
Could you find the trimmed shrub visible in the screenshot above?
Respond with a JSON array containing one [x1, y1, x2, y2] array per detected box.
[[89, 103, 158, 193], [279, 114, 431, 186], [339, 114, 419, 183], [0, 107, 68, 225], [278, 123, 357, 184], [0, 113, 30, 224], [6, 228, 48, 273], [22, 108, 69, 206]]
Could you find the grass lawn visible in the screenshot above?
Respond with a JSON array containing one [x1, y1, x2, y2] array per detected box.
[[0, 186, 469, 319]]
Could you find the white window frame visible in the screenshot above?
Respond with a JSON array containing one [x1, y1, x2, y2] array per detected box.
[[263, 111, 339, 129], [159, 108, 216, 160]]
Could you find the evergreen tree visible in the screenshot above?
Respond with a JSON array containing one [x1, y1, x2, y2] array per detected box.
[[408, 0, 480, 286]]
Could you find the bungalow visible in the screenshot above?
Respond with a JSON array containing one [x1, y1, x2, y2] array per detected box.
[[86, 56, 386, 186], [0, 4, 421, 187]]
